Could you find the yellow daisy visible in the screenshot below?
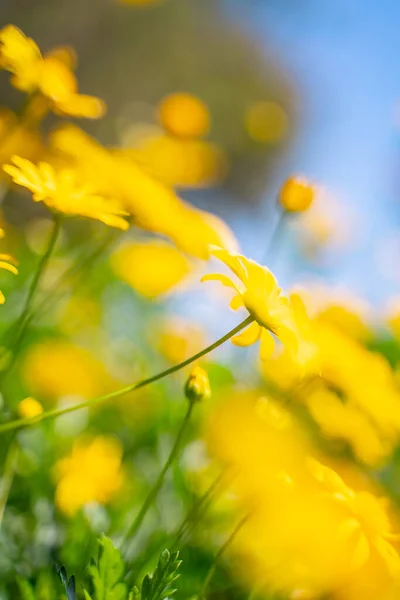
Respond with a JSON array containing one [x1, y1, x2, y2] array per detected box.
[[4, 156, 129, 230], [202, 246, 299, 359], [0, 25, 105, 119]]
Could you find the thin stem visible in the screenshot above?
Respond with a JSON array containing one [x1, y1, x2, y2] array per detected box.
[[0, 315, 254, 434], [198, 513, 251, 600], [122, 399, 196, 548], [172, 470, 228, 548], [0, 215, 62, 384], [0, 438, 19, 529], [29, 228, 118, 323], [261, 209, 288, 265], [16, 215, 62, 335]]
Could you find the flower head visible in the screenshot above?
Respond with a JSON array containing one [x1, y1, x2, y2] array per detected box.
[[202, 247, 299, 359], [308, 459, 400, 578], [4, 156, 129, 230], [279, 175, 315, 213], [0, 25, 105, 119], [54, 436, 125, 516]]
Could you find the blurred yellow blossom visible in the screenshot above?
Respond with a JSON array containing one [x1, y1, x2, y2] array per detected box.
[[156, 317, 206, 364], [245, 100, 288, 144], [54, 436, 125, 516], [206, 394, 400, 599], [0, 228, 18, 304], [22, 340, 111, 400], [0, 109, 43, 169], [50, 124, 237, 258], [202, 247, 300, 360], [111, 240, 191, 298], [0, 25, 105, 119], [121, 132, 227, 188], [279, 175, 315, 213], [158, 93, 210, 139], [4, 156, 129, 230], [17, 397, 43, 419]]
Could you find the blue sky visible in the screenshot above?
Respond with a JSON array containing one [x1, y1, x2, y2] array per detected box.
[[222, 0, 400, 304]]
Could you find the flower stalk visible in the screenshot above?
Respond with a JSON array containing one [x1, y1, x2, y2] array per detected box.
[[0, 315, 254, 434]]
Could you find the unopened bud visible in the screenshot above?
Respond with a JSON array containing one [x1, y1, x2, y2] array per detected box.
[[279, 176, 314, 213], [17, 397, 43, 419], [184, 366, 211, 403]]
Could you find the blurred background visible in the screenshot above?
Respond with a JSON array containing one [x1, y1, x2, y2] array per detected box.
[[2, 0, 400, 306]]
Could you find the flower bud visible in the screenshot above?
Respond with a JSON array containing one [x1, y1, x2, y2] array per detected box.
[[185, 366, 211, 402], [17, 397, 43, 419], [279, 176, 314, 213]]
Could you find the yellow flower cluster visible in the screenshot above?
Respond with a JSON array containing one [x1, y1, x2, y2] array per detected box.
[[49, 124, 237, 258], [0, 25, 105, 119], [261, 291, 400, 466], [54, 436, 125, 516], [206, 395, 400, 600]]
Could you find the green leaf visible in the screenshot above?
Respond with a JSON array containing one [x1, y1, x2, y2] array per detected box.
[[85, 536, 128, 600], [57, 565, 77, 600], [139, 549, 182, 600], [16, 579, 36, 600]]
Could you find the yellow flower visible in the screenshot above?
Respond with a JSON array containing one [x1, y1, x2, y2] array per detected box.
[[309, 459, 400, 581], [158, 93, 210, 139], [0, 25, 105, 119], [202, 246, 299, 359], [17, 397, 43, 419], [155, 317, 205, 364], [50, 125, 237, 258], [279, 176, 315, 212], [4, 156, 129, 230], [22, 340, 111, 400], [111, 240, 191, 298], [121, 133, 226, 188], [54, 436, 125, 516], [0, 228, 18, 304]]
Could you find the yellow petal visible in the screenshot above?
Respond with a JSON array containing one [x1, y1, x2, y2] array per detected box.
[[208, 246, 248, 282], [201, 272, 240, 292], [230, 294, 244, 310], [374, 536, 400, 578], [55, 94, 106, 119], [0, 261, 18, 275], [259, 329, 275, 360], [231, 321, 261, 347]]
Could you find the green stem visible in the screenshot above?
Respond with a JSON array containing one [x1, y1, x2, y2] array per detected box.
[[16, 215, 62, 334], [172, 470, 228, 548], [0, 315, 254, 434], [198, 513, 250, 600], [122, 399, 196, 548], [0, 215, 62, 384], [0, 438, 19, 529]]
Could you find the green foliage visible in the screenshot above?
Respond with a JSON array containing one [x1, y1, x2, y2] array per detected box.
[[139, 549, 182, 600], [16, 578, 36, 600], [84, 536, 127, 600], [57, 565, 77, 600]]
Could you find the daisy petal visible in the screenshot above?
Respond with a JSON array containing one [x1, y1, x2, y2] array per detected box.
[[259, 329, 275, 360], [231, 321, 261, 347]]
